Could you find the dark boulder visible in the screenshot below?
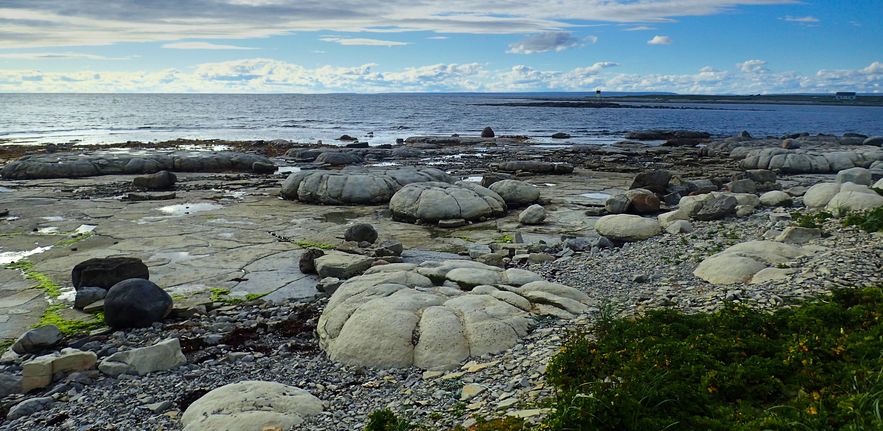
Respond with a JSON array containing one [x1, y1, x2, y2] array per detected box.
[[103, 279, 172, 328], [693, 195, 738, 221], [344, 223, 378, 244], [133, 170, 176, 190], [481, 127, 495, 138], [299, 248, 325, 274], [345, 142, 369, 149], [72, 257, 149, 290], [629, 170, 671, 194], [251, 161, 276, 174], [338, 135, 357, 141], [551, 132, 571, 139]]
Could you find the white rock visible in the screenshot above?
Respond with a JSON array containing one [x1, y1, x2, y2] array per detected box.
[[665, 220, 694, 234], [759, 190, 793, 207], [518, 204, 546, 225], [825, 190, 883, 216], [657, 210, 688, 228], [693, 240, 816, 285], [803, 183, 841, 208], [182, 381, 323, 431], [594, 214, 661, 242], [98, 338, 186, 377]]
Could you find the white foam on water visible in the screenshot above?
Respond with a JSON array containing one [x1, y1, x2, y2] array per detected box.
[[367, 162, 399, 167], [0, 245, 53, 265], [157, 202, 222, 216], [275, 166, 301, 174]]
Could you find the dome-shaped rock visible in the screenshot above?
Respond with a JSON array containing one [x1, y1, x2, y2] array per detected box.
[[488, 180, 540, 207], [389, 182, 506, 223]]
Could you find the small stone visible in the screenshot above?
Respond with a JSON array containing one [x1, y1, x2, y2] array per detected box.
[[6, 396, 54, 420], [461, 383, 487, 400], [74, 286, 107, 310], [298, 248, 325, 274]]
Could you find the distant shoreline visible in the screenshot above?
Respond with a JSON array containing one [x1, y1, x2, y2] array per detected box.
[[606, 94, 883, 107]]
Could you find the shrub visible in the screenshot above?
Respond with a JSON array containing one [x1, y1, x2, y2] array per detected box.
[[841, 206, 883, 233], [542, 287, 883, 431], [364, 409, 416, 431]]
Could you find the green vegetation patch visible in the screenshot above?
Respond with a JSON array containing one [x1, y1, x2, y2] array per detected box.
[[38, 303, 106, 335], [5, 260, 62, 298], [0, 339, 13, 353], [294, 240, 335, 250], [55, 231, 94, 247], [495, 234, 514, 244], [791, 210, 834, 229], [209, 287, 267, 305], [364, 409, 418, 431], [841, 206, 883, 233], [543, 287, 883, 431]]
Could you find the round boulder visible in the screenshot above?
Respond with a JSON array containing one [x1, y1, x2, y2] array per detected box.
[[344, 223, 378, 244], [625, 188, 660, 214], [759, 190, 793, 207], [594, 214, 661, 242], [315, 151, 362, 166], [133, 170, 176, 190], [518, 204, 546, 225], [389, 182, 506, 223], [481, 127, 495, 138], [103, 279, 173, 329], [182, 381, 323, 431], [488, 180, 540, 207], [836, 167, 872, 186]]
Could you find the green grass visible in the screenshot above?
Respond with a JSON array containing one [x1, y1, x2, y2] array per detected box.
[[841, 207, 883, 233], [55, 231, 94, 247], [0, 339, 13, 353], [542, 287, 883, 431], [4, 260, 62, 298], [294, 240, 335, 250], [495, 234, 514, 244], [364, 409, 418, 431], [791, 210, 834, 229], [37, 303, 106, 335]]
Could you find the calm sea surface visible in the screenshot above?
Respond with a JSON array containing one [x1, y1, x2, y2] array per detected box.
[[2, 93, 882, 146]]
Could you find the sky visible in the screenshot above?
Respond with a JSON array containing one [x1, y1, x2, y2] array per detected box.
[[0, 0, 881, 94]]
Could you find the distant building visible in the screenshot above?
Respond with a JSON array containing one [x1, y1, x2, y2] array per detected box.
[[835, 91, 857, 101]]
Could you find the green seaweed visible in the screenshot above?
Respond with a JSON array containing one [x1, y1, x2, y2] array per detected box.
[[294, 240, 335, 250], [37, 304, 106, 335], [55, 231, 94, 247], [4, 260, 62, 298]]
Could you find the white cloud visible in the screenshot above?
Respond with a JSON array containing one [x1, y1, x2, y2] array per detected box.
[[320, 37, 410, 47], [427, 36, 449, 40], [507, 31, 587, 54], [782, 15, 819, 23], [623, 25, 655, 31], [0, 52, 134, 60], [647, 35, 672, 45], [3, 59, 880, 94], [0, 1, 797, 48], [737, 59, 768, 73], [162, 42, 257, 50]]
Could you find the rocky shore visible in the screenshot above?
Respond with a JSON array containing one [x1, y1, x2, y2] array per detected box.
[[0, 130, 881, 430]]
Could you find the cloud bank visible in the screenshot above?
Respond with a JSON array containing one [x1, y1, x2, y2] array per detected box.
[[2, 58, 880, 94], [507, 32, 586, 54], [0, 0, 796, 48]]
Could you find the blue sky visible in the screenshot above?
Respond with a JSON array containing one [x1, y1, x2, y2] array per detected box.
[[0, 0, 880, 93]]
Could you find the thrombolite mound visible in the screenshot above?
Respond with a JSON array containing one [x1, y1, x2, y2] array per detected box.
[[737, 147, 883, 174], [388, 181, 506, 224], [281, 167, 452, 205], [181, 381, 323, 431], [317, 260, 593, 370], [488, 179, 541, 207], [694, 240, 819, 285], [803, 182, 883, 214], [0, 150, 275, 180]]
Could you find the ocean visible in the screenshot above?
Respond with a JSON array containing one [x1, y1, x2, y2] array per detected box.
[[2, 93, 882, 146]]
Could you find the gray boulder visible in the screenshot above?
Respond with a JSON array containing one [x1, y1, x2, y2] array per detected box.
[[74, 286, 107, 309], [629, 170, 671, 194], [389, 182, 506, 223], [314, 152, 363, 166], [864, 136, 883, 146], [594, 215, 661, 242], [98, 338, 186, 377], [314, 252, 374, 279], [836, 167, 872, 185], [693, 195, 738, 221], [488, 180, 540, 207], [481, 127, 495, 138], [6, 397, 54, 420], [281, 167, 452, 205], [103, 279, 172, 329], [11, 325, 62, 354], [759, 190, 793, 207], [518, 204, 546, 225], [133, 170, 176, 190]]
